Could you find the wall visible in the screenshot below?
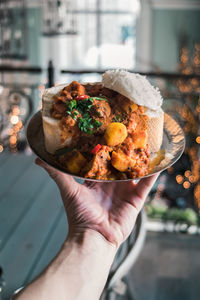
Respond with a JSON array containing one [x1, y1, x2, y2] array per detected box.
[[27, 7, 42, 66], [151, 9, 200, 72], [136, 0, 200, 72]]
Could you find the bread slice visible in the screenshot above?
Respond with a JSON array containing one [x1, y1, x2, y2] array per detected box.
[[102, 70, 163, 111], [42, 77, 164, 155], [146, 109, 164, 153], [42, 84, 73, 154], [102, 70, 164, 153]]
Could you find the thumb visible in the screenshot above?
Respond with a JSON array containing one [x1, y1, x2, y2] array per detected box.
[[35, 158, 80, 199]]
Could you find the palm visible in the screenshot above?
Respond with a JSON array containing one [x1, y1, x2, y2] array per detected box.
[[36, 158, 158, 246]]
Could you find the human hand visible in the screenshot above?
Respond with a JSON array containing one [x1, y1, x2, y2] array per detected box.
[[36, 158, 159, 248]]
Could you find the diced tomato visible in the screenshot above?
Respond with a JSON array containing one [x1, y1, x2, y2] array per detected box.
[[91, 144, 102, 155], [75, 95, 90, 100]]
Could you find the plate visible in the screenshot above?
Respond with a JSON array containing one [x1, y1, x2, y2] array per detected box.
[[26, 111, 185, 182]]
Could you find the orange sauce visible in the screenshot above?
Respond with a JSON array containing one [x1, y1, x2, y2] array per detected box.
[[148, 149, 165, 173]]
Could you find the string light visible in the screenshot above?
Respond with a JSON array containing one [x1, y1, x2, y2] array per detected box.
[[189, 175, 195, 183], [0, 144, 3, 153], [174, 42, 200, 209], [194, 184, 200, 212], [9, 104, 23, 152], [183, 181, 190, 189], [10, 115, 19, 125], [184, 170, 191, 177], [176, 175, 184, 184]]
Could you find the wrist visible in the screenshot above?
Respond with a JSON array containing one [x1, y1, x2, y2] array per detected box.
[[57, 229, 118, 299], [66, 228, 118, 253]]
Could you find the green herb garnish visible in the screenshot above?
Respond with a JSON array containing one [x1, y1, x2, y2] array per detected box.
[[67, 100, 77, 112], [66, 97, 103, 134], [78, 117, 94, 134], [76, 98, 93, 113], [92, 97, 108, 102], [93, 119, 102, 128], [112, 115, 122, 122]]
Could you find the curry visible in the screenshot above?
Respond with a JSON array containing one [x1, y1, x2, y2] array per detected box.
[[50, 81, 150, 180]]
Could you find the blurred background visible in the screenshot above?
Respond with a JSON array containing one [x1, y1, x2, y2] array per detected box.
[[0, 0, 200, 299]]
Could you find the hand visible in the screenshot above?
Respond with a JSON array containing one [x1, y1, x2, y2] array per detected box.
[[36, 158, 159, 248]]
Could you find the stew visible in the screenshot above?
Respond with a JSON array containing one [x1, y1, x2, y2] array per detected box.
[[50, 81, 150, 180]]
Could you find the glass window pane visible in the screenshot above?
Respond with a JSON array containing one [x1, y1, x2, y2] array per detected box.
[[61, 13, 97, 69], [99, 14, 136, 69], [100, 0, 136, 12], [75, 0, 97, 11]]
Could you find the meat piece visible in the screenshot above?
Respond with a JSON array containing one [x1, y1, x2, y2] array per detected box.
[[89, 99, 113, 134], [55, 95, 69, 103], [90, 99, 111, 119], [77, 136, 102, 153], [123, 112, 148, 134], [65, 81, 86, 97], [52, 101, 67, 114], [59, 115, 78, 143], [60, 81, 86, 99], [84, 146, 112, 179], [61, 115, 76, 127], [101, 87, 118, 98], [84, 83, 103, 96], [60, 90, 72, 100]]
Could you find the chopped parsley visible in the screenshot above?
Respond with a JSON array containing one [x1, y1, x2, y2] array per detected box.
[[66, 97, 102, 134], [78, 113, 102, 135], [66, 100, 76, 112], [76, 98, 93, 113], [78, 117, 94, 135], [93, 119, 102, 127]]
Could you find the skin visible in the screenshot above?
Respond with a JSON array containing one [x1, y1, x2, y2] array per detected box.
[[15, 158, 159, 300]]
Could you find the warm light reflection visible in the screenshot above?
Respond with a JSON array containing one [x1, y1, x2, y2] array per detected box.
[[194, 183, 200, 209], [9, 105, 23, 152], [10, 115, 19, 125], [183, 181, 190, 189], [38, 84, 45, 91], [184, 170, 191, 177], [10, 135, 17, 144], [189, 175, 195, 183], [0, 144, 3, 153], [176, 175, 183, 184], [13, 106, 20, 115]]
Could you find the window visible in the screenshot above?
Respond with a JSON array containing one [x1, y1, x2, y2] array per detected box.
[[57, 0, 138, 70]]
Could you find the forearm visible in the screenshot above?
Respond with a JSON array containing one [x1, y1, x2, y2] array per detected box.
[[15, 230, 117, 300]]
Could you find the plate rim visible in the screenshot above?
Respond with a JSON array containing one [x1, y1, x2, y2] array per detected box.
[[26, 111, 185, 183]]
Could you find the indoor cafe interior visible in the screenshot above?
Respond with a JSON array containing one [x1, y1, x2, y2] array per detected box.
[[0, 0, 200, 299]]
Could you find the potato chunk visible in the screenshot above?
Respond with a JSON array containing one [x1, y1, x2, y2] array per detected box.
[[122, 101, 138, 113], [111, 150, 136, 172], [104, 123, 127, 146], [65, 151, 87, 174], [132, 131, 147, 149]]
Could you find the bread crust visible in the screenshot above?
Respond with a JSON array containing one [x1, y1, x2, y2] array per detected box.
[[43, 116, 72, 154], [42, 82, 164, 155], [42, 84, 74, 154], [147, 109, 164, 153]]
